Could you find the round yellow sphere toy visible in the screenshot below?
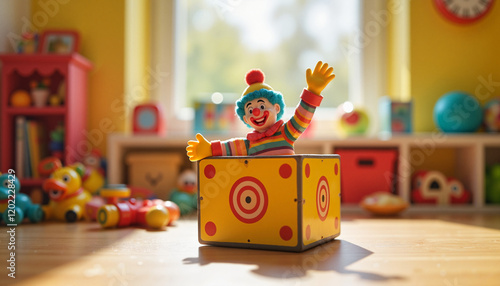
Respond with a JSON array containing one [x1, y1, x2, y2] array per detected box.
[[145, 205, 170, 229]]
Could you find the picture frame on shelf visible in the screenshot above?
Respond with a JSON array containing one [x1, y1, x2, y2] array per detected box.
[[39, 30, 80, 54]]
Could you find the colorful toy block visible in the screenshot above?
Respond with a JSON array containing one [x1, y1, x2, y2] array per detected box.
[[197, 155, 341, 252], [133, 103, 166, 136], [379, 96, 412, 133], [193, 101, 237, 135]]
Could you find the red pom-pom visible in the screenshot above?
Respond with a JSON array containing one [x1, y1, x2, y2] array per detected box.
[[245, 69, 264, 85]]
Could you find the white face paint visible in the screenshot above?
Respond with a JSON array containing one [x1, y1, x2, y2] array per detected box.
[[243, 98, 280, 133]]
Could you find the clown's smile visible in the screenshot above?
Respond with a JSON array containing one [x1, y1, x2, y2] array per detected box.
[[250, 111, 269, 127], [243, 97, 280, 132]]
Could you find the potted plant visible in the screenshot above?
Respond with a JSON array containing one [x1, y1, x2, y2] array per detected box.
[[30, 78, 50, 107]]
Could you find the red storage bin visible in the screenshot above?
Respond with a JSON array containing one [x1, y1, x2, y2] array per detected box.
[[335, 148, 398, 203]]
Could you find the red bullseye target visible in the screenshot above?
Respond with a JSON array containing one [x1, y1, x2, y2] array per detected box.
[[229, 177, 268, 223], [316, 176, 330, 221]]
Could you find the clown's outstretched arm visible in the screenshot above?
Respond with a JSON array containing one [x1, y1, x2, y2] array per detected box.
[[186, 134, 212, 162], [187, 134, 248, 161], [306, 61, 335, 95], [282, 61, 335, 143]]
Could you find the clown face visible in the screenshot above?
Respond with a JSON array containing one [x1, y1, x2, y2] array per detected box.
[[243, 97, 281, 133]]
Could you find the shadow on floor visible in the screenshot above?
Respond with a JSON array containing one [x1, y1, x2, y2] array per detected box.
[[184, 239, 404, 282]]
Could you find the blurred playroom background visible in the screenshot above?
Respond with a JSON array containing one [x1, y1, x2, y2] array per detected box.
[[1, 0, 499, 212]]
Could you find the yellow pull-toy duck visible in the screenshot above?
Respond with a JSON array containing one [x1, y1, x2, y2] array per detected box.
[[42, 166, 92, 222]]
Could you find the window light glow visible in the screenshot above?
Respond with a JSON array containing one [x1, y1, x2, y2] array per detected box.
[[342, 101, 354, 113], [211, 92, 224, 104]]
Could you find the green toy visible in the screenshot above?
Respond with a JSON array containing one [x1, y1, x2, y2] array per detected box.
[[0, 171, 44, 225], [169, 169, 197, 215], [485, 164, 500, 204]]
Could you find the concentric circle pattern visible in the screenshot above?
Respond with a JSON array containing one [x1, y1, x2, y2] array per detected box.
[[316, 176, 330, 221], [229, 177, 268, 223]]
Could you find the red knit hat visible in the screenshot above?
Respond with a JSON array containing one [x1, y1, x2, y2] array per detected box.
[[241, 69, 274, 97]]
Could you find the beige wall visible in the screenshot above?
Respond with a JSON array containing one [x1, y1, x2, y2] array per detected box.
[[0, 0, 31, 52]]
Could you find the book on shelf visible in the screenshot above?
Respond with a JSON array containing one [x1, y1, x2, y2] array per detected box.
[[15, 116, 25, 179], [15, 117, 46, 179], [22, 117, 32, 178], [27, 121, 41, 178]]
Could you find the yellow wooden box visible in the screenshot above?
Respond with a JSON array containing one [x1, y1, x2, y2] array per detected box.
[[198, 155, 341, 252]]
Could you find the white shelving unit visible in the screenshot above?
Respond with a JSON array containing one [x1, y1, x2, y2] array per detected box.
[[107, 132, 500, 211]]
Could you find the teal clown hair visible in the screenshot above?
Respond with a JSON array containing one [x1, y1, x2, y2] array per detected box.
[[236, 89, 285, 128], [235, 69, 286, 128]]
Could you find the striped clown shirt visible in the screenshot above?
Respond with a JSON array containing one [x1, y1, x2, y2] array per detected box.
[[211, 89, 322, 157]]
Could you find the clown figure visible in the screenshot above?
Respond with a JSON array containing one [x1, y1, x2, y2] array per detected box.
[[187, 61, 335, 161]]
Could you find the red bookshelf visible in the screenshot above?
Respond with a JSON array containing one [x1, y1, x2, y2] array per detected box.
[[5, 106, 66, 115], [18, 178, 46, 187], [0, 53, 92, 193]]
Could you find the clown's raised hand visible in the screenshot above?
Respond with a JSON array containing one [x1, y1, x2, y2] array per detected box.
[[186, 133, 212, 162], [306, 61, 335, 95]]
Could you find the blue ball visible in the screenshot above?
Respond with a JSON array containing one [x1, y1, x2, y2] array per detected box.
[[433, 91, 483, 132]]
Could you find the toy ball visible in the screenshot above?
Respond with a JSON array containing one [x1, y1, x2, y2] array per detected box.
[[337, 102, 369, 135], [49, 94, 62, 106], [433, 91, 483, 133], [145, 205, 170, 229], [10, 90, 31, 107], [164, 201, 180, 225], [483, 97, 500, 132]]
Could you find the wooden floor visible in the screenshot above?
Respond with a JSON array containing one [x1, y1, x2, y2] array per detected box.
[[1, 212, 500, 286]]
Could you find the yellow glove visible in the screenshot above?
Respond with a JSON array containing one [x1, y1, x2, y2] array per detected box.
[[306, 61, 336, 95], [186, 133, 212, 162]]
